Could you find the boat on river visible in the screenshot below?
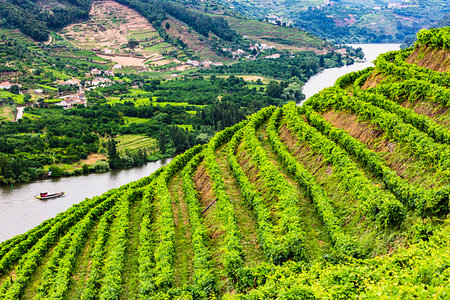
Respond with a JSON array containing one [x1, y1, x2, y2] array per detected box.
[[34, 192, 65, 200]]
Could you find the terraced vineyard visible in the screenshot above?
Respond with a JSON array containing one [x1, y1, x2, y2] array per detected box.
[[0, 28, 449, 299]]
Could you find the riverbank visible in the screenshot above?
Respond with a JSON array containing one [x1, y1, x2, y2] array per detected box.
[[0, 158, 170, 242], [301, 43, 401, 101]]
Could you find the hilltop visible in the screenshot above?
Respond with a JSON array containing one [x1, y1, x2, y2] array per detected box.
[[0, 27, 448, 298]]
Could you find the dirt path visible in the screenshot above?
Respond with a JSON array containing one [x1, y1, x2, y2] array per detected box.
[[215, 145, 264, 267], [168, 174, 194, 287]]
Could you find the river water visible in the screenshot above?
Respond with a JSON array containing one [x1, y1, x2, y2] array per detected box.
[[301, 43, 401, 101], [0, 159, 170, 242], [0, 43, 401, 243]]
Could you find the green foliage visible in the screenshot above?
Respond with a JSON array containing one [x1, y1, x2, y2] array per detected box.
[[417, 27, 450, 50]]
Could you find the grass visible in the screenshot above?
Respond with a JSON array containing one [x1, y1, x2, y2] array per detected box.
[[176, 124, 194, 131], [36, 84, 58, 91], [120, 200, 143, 298], [0, 105, 15, 121], [0, 91, 24, 104]]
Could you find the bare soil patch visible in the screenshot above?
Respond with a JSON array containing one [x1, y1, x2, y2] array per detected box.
[[406, 45, 450, 72], [81, 153, 107, 165], [362, 71, 386, 89], [321, 110, 390, 152]]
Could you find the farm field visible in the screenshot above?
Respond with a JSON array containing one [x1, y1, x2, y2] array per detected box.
[[0, 28, 448, 299], [110, 134, 157, 154], [57, 0, 186, 68]]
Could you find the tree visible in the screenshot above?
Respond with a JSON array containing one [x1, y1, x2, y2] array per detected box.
[[10, 85, 19, 94], [158, 129, 169, 154], [127, 40, 139, 51], [266, 81, 283, 98], [23, 94, 31, 103], [107, 138, 120, 169], [319, 56, 325, 68], [165, 22, 171, 30]]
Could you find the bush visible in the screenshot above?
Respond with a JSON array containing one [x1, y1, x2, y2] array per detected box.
[[92, 161, 110, 173]]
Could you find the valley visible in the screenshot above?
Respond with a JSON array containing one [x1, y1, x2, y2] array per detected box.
[[0, 26, 448, 298], [0, 0, 448, 298]]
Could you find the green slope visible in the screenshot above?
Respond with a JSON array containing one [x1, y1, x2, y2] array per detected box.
[[0, 27, 449, 299]]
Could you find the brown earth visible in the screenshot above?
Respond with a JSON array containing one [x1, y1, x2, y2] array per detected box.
[[406, 45, 450, 72], [321, 110, 391, 152], [361, 71, 387, 90], [81, 153, 107, 165]]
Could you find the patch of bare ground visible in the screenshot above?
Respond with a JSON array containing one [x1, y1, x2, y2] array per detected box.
[[400, 100, 450, 130], [81, 153, 107, 165], [361, 71, 387, 89], [168, 174, 194, 287], [321, 110, 390, 151], [235, 141, 278, 221], [406, 45, 450, 72], [215, 145, 264, 267]]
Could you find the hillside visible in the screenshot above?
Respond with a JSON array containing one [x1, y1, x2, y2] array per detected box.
[[226, 0, 450, 44], [0, 28, 449, 299]]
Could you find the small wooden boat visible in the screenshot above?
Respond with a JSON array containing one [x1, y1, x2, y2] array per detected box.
[[34, 192, 65, 200]]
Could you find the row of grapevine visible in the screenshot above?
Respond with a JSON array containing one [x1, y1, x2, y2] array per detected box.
[[181, 153, 215, 298], [354, 87, 450, 144], [0, 166, 158, 276], [374, 79, 450, 107], [238, 106, 307, 262], [335, 67, 374, 89], [282, 102, 406, 227], [0, 162, 163, 299], [306, 87, 450, 172], [34, 194, 116, 299], [80, 208, 116, 299], [139, 145, 203, 297], [301, 106, 447, 216], [98, 189, 145, 300], [266, 106, 361, 257], [374, 50, 449, 86], [227, 126, 280, 264], [0, 193, 110, 275], [0, 194, 117, 299], [416, 27, 450, 50], [203, 122, 247, 278], [138, 180, 161, 297]]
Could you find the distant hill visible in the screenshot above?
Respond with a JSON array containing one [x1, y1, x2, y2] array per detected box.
[[0, 27, 448, 299], [226, 0, 450, 43]]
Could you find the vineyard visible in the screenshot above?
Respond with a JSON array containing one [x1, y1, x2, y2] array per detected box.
[[0, 28, 449, 298]]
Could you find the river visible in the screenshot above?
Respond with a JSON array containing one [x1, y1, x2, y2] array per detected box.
[[0, 159, 170, 242], [301, 43, 401, 101]]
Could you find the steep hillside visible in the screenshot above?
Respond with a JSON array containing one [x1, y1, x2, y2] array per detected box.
[[0, 28, 449, 299]]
